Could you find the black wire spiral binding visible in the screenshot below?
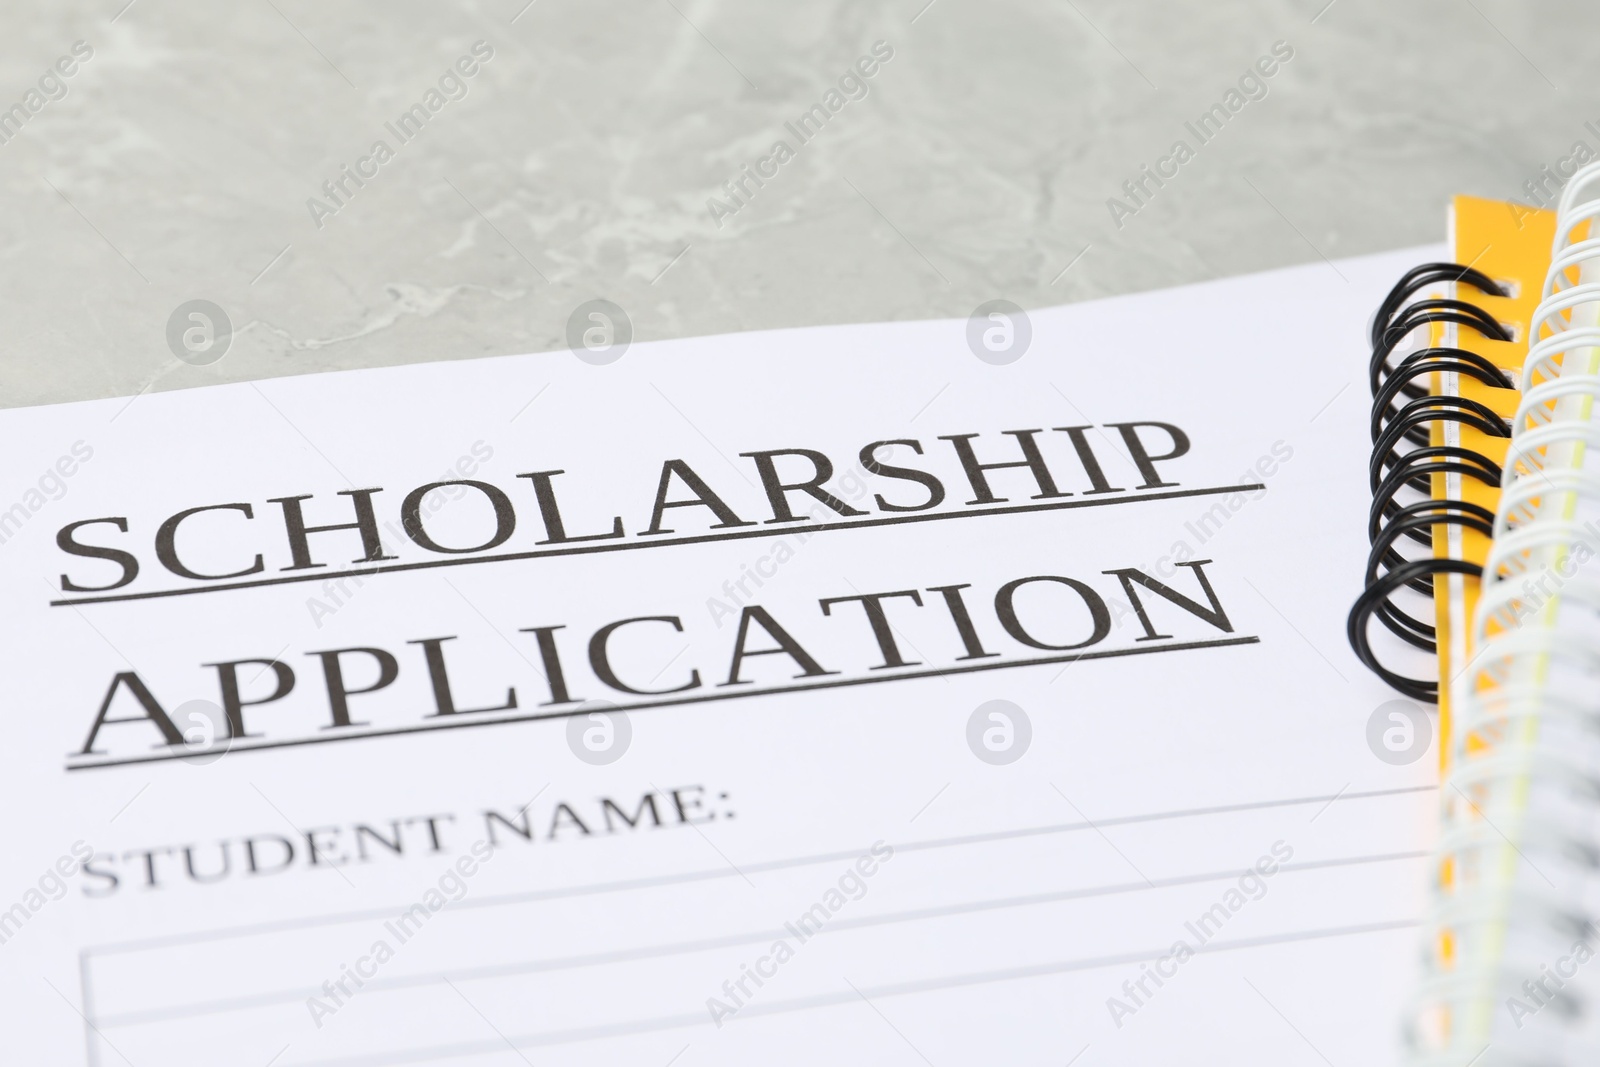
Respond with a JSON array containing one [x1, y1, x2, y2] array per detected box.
[[1347, 263, 1514, 702]]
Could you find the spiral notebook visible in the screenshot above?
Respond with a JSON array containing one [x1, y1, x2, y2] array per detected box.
[[1352, 188, 1600, 1063], [0, 247, 1453, 1064]]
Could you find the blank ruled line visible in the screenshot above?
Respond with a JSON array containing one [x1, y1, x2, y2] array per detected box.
[[63, 636, 1259, 771], [232, 919, 1425, 1064], [49, 483, 1265, 608], [91, 848, 1425, 1028]]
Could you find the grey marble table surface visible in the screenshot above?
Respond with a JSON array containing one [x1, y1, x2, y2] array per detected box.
[[0, 0, 1592, 408]]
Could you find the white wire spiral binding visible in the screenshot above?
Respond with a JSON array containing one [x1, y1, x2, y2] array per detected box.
[[1406, 164, 1600, 1067]]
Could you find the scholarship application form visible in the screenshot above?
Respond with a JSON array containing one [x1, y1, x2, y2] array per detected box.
[[1, 248, 1436, 1066]]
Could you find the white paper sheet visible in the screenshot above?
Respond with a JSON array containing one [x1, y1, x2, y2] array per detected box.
[[0, 248, 1440, 1065]]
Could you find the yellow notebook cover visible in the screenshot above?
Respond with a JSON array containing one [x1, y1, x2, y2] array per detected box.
[[1434, 196, 1553, 759]]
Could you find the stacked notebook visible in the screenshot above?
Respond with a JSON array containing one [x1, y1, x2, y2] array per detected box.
[[1351, 189, 1600, 1063]]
